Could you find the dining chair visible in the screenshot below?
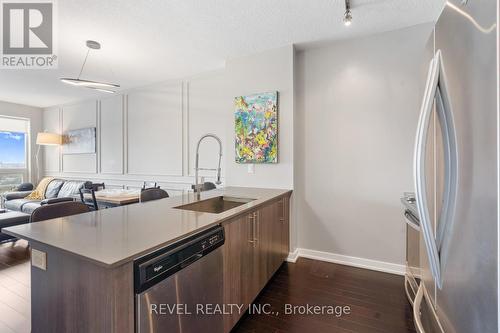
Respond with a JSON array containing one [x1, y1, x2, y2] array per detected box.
[[90, 182, 105, 191], [141, 181, 160, 191], [79, 188, 99, 211], [140, 188, 169, 203], [31, 202, 90, 223]]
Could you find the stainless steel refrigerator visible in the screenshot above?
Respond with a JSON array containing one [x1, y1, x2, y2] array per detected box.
[[411, 1, 498, 332]]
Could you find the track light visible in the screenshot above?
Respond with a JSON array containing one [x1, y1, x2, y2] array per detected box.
[[343, 0, 352, 26]]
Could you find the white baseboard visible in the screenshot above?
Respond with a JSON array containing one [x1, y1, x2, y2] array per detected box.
[[289, 248, 405, 276], [286, 248, 299, 263]]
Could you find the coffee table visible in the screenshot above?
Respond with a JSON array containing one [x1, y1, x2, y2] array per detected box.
[[0, 210, 30, 243]]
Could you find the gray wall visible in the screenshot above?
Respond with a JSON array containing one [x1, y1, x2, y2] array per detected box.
[[294, 24, 434, 266], [223, 47, 294, 188]]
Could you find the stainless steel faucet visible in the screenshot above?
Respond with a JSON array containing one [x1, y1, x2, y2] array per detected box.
[[193, 134, 222, 194]]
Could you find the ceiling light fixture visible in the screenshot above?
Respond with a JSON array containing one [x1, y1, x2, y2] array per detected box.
[[343, 0, 352, 26], [90, 87, 116, 94], [60, 40, 120, 93]]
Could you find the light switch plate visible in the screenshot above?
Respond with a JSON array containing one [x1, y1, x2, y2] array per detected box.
[[31, 249, 47, 271], [247, 164, 255, 174]]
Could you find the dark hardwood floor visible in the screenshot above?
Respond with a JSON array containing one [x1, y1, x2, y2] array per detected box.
[[232, 258, 416, 333], [0, 241, 414, 333]]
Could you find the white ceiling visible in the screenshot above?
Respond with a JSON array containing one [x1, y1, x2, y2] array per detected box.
[[0, 0, 444, 108]]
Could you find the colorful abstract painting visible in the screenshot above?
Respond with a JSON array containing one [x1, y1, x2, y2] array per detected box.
[[235, 91, 278, 163]]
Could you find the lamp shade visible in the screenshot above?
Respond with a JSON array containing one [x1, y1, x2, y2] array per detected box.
[[36, 132, 62, 145]]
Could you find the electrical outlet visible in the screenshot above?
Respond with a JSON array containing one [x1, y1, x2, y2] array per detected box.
[[31, 248, 47, 270], [247, 164, 255, 174]]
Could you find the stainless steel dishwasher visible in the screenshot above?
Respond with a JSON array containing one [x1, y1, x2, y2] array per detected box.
[[134, 225, 225, 333]]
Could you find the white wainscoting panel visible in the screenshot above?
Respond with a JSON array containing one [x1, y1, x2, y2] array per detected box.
[[42, 108, 61, 173], [62, 100, 97, 130], [43, 77, 225, 191], [187, 72, 229, 178], [62, 154, 97, 174], [104, 184, 125, 190], [61, 100, 98, 174], [43, 172, 193, 196], [100, 96, 124, 174], [127, 82, 183, 176], [126, 183, 185, 197]]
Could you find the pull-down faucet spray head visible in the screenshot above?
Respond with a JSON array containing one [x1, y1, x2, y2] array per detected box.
[[215, 150, 222, 185], [194, 134, 223, 192]]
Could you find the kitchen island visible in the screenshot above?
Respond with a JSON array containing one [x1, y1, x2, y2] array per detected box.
[[3, 187, 292, 333]]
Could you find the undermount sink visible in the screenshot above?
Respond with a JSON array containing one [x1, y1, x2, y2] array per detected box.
[[174, 196, 255, 214]]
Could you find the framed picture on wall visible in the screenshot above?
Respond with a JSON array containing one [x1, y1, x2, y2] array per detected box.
[[62, 127, 96, 154], [235, 91, 278, 163]]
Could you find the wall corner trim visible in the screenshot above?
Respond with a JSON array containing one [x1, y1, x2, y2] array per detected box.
[[289, 248, 405, 276]]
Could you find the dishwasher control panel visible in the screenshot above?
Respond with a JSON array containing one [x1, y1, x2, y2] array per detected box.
[[134, 225, 225, 293], [204, 233, 222, 248]]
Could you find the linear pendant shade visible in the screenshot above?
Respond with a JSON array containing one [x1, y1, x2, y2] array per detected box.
[[36, 132, 62, 145], [60, 78, 119, 89], [60, 40, 120, 93]]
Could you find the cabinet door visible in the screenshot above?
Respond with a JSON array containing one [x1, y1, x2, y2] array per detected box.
[[265, 200, 283, 278], [243, 212, 261, 304], [279, 196, 290, 261], [222, 214, 256, 332], [257, 198, 289, 287], [256, 205, 271, 288]]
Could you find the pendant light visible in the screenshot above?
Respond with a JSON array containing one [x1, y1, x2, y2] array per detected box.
[[60, 40, 120, 93], [343, 0, 352, 26]]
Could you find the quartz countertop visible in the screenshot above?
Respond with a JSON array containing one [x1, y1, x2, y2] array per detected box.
[[3, 187, 291, 267]]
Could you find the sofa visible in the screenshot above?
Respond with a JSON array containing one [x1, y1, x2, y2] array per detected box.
[[3, 179, 92, 214]]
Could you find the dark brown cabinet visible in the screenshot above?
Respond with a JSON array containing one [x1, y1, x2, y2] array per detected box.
[[222, 194, 291, 332], [279, 196, 290, 261], [261, 201, 282, 282], [222, 212, 261, 331]]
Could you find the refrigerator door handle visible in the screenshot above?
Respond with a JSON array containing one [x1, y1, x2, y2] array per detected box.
[[413, 283, 446, 333], [414, 53, 442, 287], [414, 50, 458, 290], [434, 51, 458, 262], [404, 211, 421, 231], [404, 276, 415, 307], [413, 284, 426, 333]]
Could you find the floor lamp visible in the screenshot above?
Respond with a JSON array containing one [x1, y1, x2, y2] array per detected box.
[[35, 132, 62, 183]]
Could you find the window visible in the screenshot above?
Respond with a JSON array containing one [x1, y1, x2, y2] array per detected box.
[[0, 116, 30, 193]]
